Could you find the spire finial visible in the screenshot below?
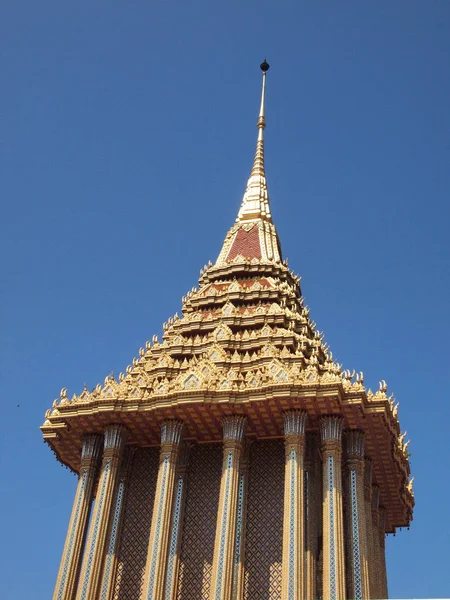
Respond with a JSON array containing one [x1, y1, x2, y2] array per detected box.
[[215, 59, 282, 266], [256, 59, 269, 144], [249, 59, 269, 180]]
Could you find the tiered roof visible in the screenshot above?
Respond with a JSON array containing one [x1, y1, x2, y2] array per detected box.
[[42, 62, 413, 532]]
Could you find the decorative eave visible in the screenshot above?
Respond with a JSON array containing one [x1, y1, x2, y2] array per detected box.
[[42, 373, 413, 532]]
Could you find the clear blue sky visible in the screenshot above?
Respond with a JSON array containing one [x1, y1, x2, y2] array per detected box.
[[1, 1, 449, 598]]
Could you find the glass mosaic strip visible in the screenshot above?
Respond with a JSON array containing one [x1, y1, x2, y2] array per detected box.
[[350, 468, 362, 600], [215, 450, 233, 600], [147, 455, 169, 600], [99, 478, 125, 600], [328, 455, 336, 600], [164, 475, 184, 600], [231, 472, 245, 599], [288, 448, 296, 600]]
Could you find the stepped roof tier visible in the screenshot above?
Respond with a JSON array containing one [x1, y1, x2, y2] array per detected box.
[[41, 62, 413, 534]]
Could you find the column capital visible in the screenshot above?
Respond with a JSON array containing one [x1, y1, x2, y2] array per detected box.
[[222, 415, 247, 442], [283, 409, 307, 436], [81, 434, 102, 465], [104, 424, 129, 449], [319, 415, 344, 446], [345, 430, 365, 459], [161, 419, 185, 445]]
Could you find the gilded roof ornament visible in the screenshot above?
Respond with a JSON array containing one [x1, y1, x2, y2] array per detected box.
[[215, 60, 281, 266]]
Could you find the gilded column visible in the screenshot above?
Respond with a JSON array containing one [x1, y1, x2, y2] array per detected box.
[[231, 441, 250, 600], [210, 415, 247, 600], [320, 416, 346, 600], [163, 441, 191, 600], [378, 507, 388, 599], [344, 431, 370, 600], [363, 458, 375, 599], [305, 434, 319, 600], [53, 434, 102, 600], [143, 419, 185, 600], [371, 486, 381, 599], [282, 410, 307, 600], [98, 447, 135, 600], [76, 425, 128, 600]]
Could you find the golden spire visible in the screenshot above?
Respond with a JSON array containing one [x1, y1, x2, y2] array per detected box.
[[215, 60, 282, 266], [251, 59, 269, 178], [236, 59, 272, 222]]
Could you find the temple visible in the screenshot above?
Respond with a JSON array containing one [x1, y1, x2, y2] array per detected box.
[[42, 61, 413, 600]]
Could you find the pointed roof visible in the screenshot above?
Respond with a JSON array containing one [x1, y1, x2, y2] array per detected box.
[[216, 60, 282, 266], [41, 61, 413, 533]]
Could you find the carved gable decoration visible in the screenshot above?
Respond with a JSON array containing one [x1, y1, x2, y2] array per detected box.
[[213, 323, 233, 342], [261, 324, 273, 337], [154, 380, 169, 394], [183, 374, 200, 389], [268, 302, 282, 315], [157, 353, 174, 368], [261, 343, 278, 358], [228, 281, 241, 292], [207, 344, 226, 362], [222, 302, 235, 317], [219, 378, 231, 389]]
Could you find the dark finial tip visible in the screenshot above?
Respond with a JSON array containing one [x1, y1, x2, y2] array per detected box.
[[260, 59, 270, 72]]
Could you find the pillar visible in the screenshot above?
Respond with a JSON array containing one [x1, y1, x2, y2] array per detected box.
[[378, 507, 388, 599], [53, 434, 102, 600], [305, 434, 320, 600], [363, 458, 375, 599], [345, 431, 370, 600], [162, 441, 191, 600], [143, 419, 185, 600], [76, 425, 128, 600], [98, 447, 135, 600], [282, 410, 307, 600], [231, 440, 250, 600], [319, 416, 346, 600], [210, 415, 247, 600]]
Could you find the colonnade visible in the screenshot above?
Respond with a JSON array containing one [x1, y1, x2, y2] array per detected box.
[[53, 414, 389, 600]]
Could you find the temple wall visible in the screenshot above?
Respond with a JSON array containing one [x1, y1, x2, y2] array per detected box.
[[94, 435, 386, 600], [112, 447, 159, 600], [176, 443, 222, 600], [244, 439, 284, 600]]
